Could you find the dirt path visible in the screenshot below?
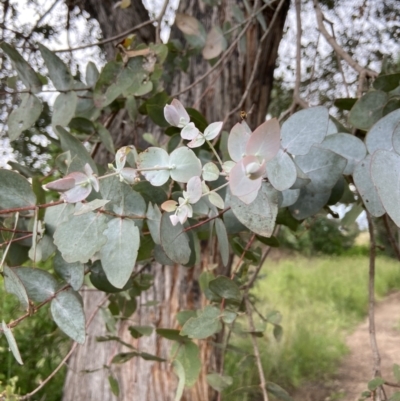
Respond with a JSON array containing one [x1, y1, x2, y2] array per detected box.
[[294, 292, 400, 401]]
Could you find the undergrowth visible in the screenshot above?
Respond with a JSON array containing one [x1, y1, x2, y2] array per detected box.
[[223, 255, 400, 400]]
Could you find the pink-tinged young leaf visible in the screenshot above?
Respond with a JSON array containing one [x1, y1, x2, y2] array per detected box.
[[45, 177, 76, 192], [119, 168, 138, 185], [187, 134, 205, 148], [164, 104, 181, 127], [171, 100, 190, 125], [61, 184, 92, 203], [229, 156, 263, 197], [204, 122, 223, 140], [228, 122, 252, 162], [245, 118, 280, 162], [177, 204, 192, 224], [181, 122, 199, 140], [186, 176, 202, 203], [161, 200, 178, 212], [245, 158, 266, 179]]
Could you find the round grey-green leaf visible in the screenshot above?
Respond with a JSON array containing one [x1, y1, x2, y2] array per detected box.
[[215, 218, 229, 267], [137, 147, 170, 186], [294, 146, 347, 193], [366, 109, 400, 154], [51, 290, 86, 344], [353, 155, 385, 217], [169, 147, 202, 183], [229, 183, 279, 238], [2, 321, 23, 365], [54, 212, 108, 263], [13, 267, 57, 302], [266, 149, 297, 191], [319, 133, 366, 175], [281, 106, 329, 155], [289, 186, 331, 220], [371, 150, 400, 226], [0, 169, 36, 210], [209, 276, 242, 302]]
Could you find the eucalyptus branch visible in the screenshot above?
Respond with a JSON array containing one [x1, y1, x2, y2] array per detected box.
[[1, 87, 91, 96], [0, 200, 63, 215], [183, 207, 231, 233], [245, 296, 269, 401], [0, 233, 32, 248], [231, 234, 256, 279], [1, 282, 71, 332], [18, 293, 111, 401], [313, 0, 377, 78], [366, 212, 382, 389]]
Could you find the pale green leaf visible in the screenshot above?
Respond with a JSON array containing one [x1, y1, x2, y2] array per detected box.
[[100, 218, 140, 288], [52, 91, 77, 128], [2, 321, 23, 365], [209, 276, 241, 302], [95, 122, 115, 154], [366, 109, 400, 154], [206, 373, 233, 392], [8, 93, 42, 141], [171, 341, 201, 387], [266, 148, 297, 191], [319, 133, 366, 175], [0, 169, 36, 210], [13, 267, 57, 302], [56, 126, 97, 174], [180, 305, 221, 339], [169, 147, 202, 183], [137, 147, 170, 186], [0, 43, 42, 93], [353, 155, 385, 217], [146, 202, 162, 245], [202, 26, 227, 60], [38, 44, 74, 91], [289, 186, 331, 220], [3, 265, 29, 310], [160, 213, 191, 264], [208, 192, 224, 209], [54, 212, 108, 263], [86, 62, 99, 87], [281, 106, 329, 155], [173, 360, 185, 401], [215, 218, 229, 267], [349, 91, 388, 131], [54, 251, 84, 291], [371, 150, 400, 226], [51, 290, 86, 344], [229, 183, 279, 237]]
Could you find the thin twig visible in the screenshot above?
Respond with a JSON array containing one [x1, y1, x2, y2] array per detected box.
[[367, 212, 382, 400], [0, 200, 63, 215], [313, 0, 377, 78], [183, 207, 231, 233], [225, 0, 287, 121], [231, 234, 256, 279], [0, 233, 32, 248], [245, 296, 269, 401], [172, 2, 269, 97], [54, 19, 156, 53], [18, 293, 111, 400], [241, 246, 272, 291]]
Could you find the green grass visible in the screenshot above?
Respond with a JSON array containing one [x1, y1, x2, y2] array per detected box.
[[223, 255, 400, 399]]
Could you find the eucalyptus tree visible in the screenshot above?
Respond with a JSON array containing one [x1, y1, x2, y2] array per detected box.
[[1, 1, 400, 401]]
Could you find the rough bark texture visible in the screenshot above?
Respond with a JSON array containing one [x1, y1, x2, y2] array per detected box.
[[62, 1, 290, 401]]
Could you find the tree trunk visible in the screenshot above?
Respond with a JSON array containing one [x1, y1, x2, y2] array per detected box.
[[62, 1, 290, 400]]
